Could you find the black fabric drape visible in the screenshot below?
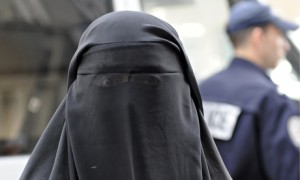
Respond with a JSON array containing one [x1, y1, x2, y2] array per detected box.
[[20, 11, 231, 180]]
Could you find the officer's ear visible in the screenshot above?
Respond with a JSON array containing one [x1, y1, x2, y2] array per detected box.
[[250, 26, 266, 47]]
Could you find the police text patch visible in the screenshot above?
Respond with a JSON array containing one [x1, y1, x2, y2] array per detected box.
[[203, 101, 241, 140]]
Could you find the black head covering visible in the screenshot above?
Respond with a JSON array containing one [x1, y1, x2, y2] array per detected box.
[[20, 11, 231, 180]]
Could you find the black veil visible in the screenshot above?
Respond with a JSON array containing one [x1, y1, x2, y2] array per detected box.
[[20, 11, 231, 180]]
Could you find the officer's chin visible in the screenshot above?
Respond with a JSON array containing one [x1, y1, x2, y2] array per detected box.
[[268, 59, 281, 69]]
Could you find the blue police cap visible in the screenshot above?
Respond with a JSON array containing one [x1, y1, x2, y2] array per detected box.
[[227, 1, 299, 34]]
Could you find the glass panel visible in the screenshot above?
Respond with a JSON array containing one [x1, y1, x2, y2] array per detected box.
[[0, 0, 113, 156]]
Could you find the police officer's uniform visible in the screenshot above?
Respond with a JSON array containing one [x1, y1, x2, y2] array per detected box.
[[199, 57, 300, 180]]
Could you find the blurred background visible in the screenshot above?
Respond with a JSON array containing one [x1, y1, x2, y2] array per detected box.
[[0, 0, 299, 178]]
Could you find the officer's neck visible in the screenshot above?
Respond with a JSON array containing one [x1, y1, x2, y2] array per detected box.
[[234, 48, 267, 70]]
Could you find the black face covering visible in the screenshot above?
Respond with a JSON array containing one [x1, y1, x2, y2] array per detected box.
[[20, 11, 231, 180]]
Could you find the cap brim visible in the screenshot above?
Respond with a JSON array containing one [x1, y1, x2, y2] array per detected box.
[[272, 17, 299, 31]]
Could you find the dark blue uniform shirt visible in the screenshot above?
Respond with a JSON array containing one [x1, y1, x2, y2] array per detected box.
[[199, 57, 300, 180]]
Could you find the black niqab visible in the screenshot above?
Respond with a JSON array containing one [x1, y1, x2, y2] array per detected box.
[[20, 11, 231, 180]]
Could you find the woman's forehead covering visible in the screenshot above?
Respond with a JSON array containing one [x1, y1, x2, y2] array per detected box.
[[67, 11, 183, 86], [74, 11, 184, 74], [78, 42, 183, 74]]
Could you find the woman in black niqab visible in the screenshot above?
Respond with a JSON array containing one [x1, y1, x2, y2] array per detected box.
[[20, 11, 231, 180]]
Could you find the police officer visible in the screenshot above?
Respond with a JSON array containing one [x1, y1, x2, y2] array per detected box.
[[199, 1, 300, 180]]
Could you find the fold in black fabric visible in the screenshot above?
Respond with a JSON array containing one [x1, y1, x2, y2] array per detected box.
[[20, 11, 231, 180]]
